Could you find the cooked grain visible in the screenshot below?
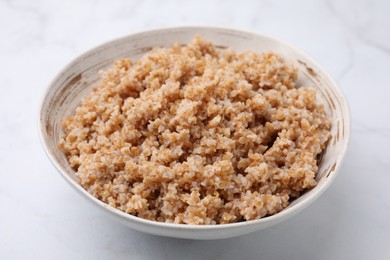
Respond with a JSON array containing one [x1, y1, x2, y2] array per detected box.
[[60, 37, 331, 224]]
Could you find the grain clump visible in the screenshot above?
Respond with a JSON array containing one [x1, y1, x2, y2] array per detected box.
[[60, 37, 331, 224]]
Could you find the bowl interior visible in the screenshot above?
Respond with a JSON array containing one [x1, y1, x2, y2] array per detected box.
[[40, 27, 349, 228]]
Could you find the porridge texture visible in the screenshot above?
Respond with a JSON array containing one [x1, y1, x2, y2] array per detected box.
[[60, 37, 331, 224]]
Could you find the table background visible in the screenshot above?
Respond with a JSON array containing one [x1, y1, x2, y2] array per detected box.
[[1, 0, 389, 259]]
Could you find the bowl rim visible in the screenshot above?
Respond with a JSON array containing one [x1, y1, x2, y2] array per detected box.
[[39, 25, 351, 231]]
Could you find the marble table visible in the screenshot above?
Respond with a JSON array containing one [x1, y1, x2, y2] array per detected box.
[[1, 0, 389, 259]]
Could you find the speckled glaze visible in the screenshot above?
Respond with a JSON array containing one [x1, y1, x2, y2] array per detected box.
[[39, 27, 350, 240]]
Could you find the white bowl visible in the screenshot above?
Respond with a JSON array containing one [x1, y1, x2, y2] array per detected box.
[[39, 26, 350, 240]]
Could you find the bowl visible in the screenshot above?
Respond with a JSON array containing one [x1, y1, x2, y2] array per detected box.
[[39, 26, 350, 240]]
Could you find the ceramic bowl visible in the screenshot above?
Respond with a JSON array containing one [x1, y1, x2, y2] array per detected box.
[[39, 26, 350, 240]]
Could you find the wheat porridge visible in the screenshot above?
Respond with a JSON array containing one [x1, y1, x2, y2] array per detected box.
[[59, 37, 331, 224]]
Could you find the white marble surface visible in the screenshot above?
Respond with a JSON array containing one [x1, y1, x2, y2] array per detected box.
[[1, 0, 389, 259]]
